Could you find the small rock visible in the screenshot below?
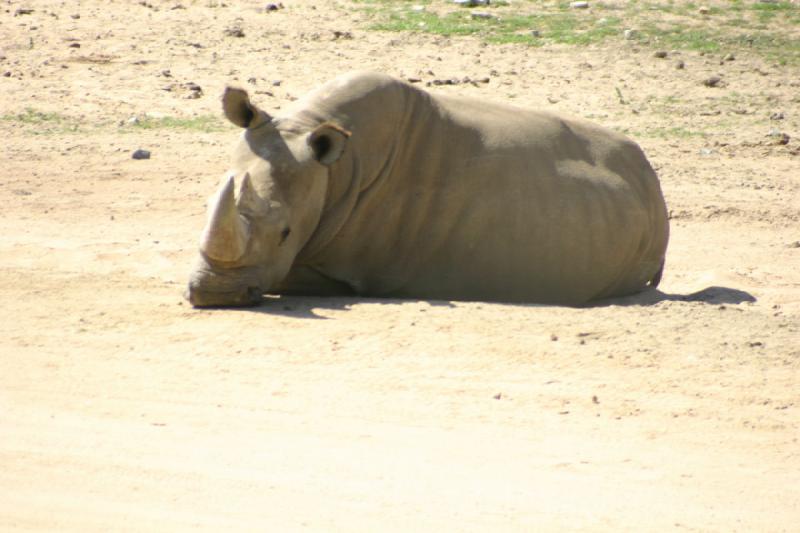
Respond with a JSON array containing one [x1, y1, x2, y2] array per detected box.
[[14, 8, 35, 16], [407, 77, 422, 83], [675, 59, 685, 69], [698, 6, 711, 14], [454, 0, 490, 6], [132, 149, 151, 160], [550, 334, 558, 341], [623, 29, 638, 40], [69, 42, 81, 48], [570, 1, 590, 8], [493, 393, 502, 400], [722, 53, 735, 62], [224, 27, 245, 38], [332, 30, 353, 40], [766, 129, 790, 145], [470, 11, 494, 19], [654, 50, 668, 59], [703, 75, 722, 87], [787, 241, 800, 248], [271, 79, 282, 86], [126, 116, 140, 125], [530, 30, 541, 37], [769, 111, 785, 121], [70, 13, 80, 19], [265, 2, 283, 10], [160, 69, 172, 77], [3, 71, 11, 77], [592, 395, 599, 404]]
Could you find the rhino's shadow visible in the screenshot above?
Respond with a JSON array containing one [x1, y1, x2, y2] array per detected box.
[[246, 295, 455, 319], [242, 285, 755, 318], [588, 285, 757, 307]]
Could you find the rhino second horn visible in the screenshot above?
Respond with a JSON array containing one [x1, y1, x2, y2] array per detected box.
[[200, 175, 250, 263], [236, 172, 269, 216]]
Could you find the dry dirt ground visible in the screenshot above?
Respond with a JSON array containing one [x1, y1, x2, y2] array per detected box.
[[1, 0, 799, 531]]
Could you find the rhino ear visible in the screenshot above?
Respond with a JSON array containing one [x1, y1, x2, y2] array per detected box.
[[308, 122, 351, 166], [222, 86, 270, 128]]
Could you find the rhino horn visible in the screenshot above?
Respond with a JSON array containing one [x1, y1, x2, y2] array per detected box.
[[236, 172, 269, 216], [200, 175, 250, 263]]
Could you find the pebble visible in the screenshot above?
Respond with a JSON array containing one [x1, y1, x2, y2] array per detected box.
[[767, 129, 790, 145], [722, 53, 735, 62], [570, 1, 590, 8], [132, 149, 151, 160], [530, 30, 541, 38], [769, 112, 785, 121], [698, 6, 711, 14], [623, 29, 638, 40], [224, 27, 245, 38], [703, 75, 722, 87], [654, 50, 668, 59], [675, 59, 685, 69], [265, 2, 283, 10], [453, 0, 490, 6], [470, 11, 494, 19]]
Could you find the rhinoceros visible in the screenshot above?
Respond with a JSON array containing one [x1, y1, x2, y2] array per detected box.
[[186, 71, 668, 307]]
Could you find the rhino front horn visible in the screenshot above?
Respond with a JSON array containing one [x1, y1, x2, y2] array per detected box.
[[200, 175, 250, 263]]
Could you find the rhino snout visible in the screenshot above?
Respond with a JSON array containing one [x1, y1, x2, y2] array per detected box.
[[185, 283, 263, 308], [185, 266, 264, 308]]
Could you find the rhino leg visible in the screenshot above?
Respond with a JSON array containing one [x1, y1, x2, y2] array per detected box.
[[272, 266, 356, 297], [649, 259, 665, 288]]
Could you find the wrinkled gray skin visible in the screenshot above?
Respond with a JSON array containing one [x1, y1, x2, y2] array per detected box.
[[186, 71, 669, 307]]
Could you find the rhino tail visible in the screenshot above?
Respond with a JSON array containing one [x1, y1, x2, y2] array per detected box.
[[648, 258, 665, 288]]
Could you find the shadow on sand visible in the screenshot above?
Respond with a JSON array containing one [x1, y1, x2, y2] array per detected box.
[[589, 285, 757, 307], [235, 286, 755, 319]]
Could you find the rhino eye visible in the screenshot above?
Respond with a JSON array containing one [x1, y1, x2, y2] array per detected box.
[[279, 227, 291, 244]]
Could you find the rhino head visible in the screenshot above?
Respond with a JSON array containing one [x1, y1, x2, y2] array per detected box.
[[186, 87, 350, 307]]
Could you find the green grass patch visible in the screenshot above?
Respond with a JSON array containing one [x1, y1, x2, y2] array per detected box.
[[2, 109, 228, 136], [356, 0, 800, 63], [1, 108, 83, 135], [121, 115, 226, 133], [640, 126, 709, 139], [367, 5, 622, 47]]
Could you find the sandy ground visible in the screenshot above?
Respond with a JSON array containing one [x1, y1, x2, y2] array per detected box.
[[1, 0, 799, 530]]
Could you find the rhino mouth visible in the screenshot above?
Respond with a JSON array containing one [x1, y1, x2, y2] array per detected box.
[[185, 262, 265, 308], [185, 283, 263, 308]]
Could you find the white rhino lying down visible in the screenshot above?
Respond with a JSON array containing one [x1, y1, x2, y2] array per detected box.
[[186, 71, 669, 307]]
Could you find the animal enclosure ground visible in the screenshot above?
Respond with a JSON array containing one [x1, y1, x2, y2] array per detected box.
[[1, 0, 799, 530]]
